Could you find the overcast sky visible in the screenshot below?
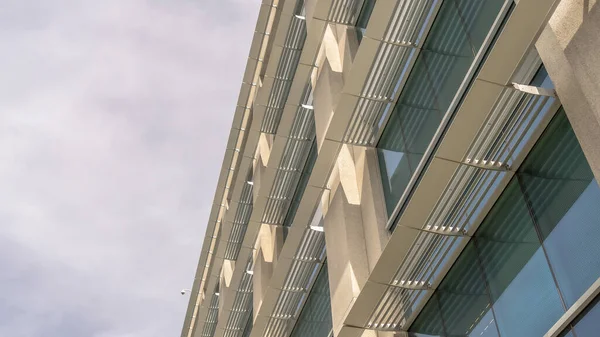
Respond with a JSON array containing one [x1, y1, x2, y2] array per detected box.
[[0, 1, 259, 336]]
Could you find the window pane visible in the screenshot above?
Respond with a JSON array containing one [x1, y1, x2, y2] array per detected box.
[[518, 110, 600, 307], [437, 243, 498, 336], [559, 331, 576, 337], [377, 0, 507, 216], [377, 149, 414, 216], [377, 57, 441, 215], [399, 102, 442, 158], [571, 295, 600, 337], [410, 294, 446, 337], [455, 0, 506, 53], [475, 180, 564, 337], [423, 0, 474, 111], [289, 263, 333, 337]]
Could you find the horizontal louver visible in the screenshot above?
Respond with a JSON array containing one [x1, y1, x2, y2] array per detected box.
[[343, 0, 438, 146], [261, 16, 307, 134], [367, 62, 558, 331], [328, 0, 365, 24], [223, 258, 255, 337], [263, 227, 326, 337], [262, 104, 316, 225], [225, 171, 255, 260]]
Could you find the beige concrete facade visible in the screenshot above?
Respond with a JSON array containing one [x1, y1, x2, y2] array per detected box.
[[181, 1, 600, 337], [536, 0, 600, 183]]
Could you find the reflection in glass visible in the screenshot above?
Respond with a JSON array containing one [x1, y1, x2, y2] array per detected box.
[[289, 262, 332, 337], [410, 294, 446, 337], [377, 149, 414, 216], [518, 111, 600, 307], [408, 109, 600, 336], [570, 295, 600, 336], [455, 0, 506, 53], [422, 0, 474, 111], [377, 0, 508, 217], [437, 243, 498, 336]]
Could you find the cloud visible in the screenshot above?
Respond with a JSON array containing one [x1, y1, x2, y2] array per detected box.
[[0, 1, 259, 336]]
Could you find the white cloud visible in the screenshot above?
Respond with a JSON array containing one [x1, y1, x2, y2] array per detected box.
[[0, 1, 259, 336]]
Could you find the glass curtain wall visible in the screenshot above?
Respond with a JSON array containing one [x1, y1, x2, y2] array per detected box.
[[408, 109, 600, 337], [377, 0, 508, 216], [289, 262, 333, 337]]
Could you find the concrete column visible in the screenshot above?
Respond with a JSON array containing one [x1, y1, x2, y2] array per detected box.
[[252, 155, 266, 204], [354, 147, 390, 269], [217, 259, 235, 320], [252, 224, 285, 317], [323, 144, 391, 334], [324, 186, 370, 334], [253, 248, 272, 318], [313, 60, 344, 149], [536, 0, 600, 183]]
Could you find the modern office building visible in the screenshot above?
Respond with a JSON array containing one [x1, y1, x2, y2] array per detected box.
[[181, 0, 600, 336]]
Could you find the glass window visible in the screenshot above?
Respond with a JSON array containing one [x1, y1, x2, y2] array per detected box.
[[407, 79, 600, 336], [518, 110, 600, 307], [377, 59, 441, 216], [475, 180, 564, 337], [356, 0, 376, 42], [569, 295, 600, 337], [455, 0, 506, 53], [289, 263, 333, 337], [409, 108, 600, 336], [409, 294, 446, 337], [409, 181, 566, 337], [422, 0, 474, 111], [377, 149, 414, 216], [410, 243, 501, 337], [377, 0, 509, 217]]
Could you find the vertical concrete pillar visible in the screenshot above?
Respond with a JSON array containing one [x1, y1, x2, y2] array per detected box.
[[354, 147, 390, 269], [218, 261, 234, 321], [313, 61, 344, 149], [323, 144, 391, 334], [252, 156, 266, 204], [253, 248, 271, 318], [252, 224, 285, 317], [536, 0, 600, 182], [324, 186, 370, 334]]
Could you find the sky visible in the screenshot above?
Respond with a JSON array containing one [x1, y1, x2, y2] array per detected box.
[[0, 0, 259, 336]]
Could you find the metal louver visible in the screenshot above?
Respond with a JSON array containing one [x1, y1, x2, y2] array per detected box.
[[328, 0, 366, 25], [223, 258, 255, 337], [263, 227, 327, 337], [365, 66, 558, 331], [201, 287, 221, 337], [224, 170, 255, 260], [343, 0, 438, 145], [261, 15, 307, 134], [262, 99, 316, 226]]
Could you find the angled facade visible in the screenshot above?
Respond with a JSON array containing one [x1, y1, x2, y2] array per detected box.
[[181, 1, 600, 337]]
